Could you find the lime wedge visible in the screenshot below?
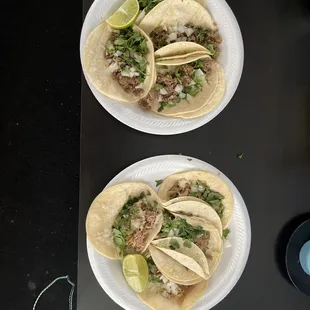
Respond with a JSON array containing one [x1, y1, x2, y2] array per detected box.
[[106, 0, 140, 29], [123, 254, 148, 293]]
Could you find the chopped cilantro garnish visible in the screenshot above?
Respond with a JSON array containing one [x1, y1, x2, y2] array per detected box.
[[159, 211, 206, 242], [169, 238, 180, 250], [237, 153, 244, 159], [223, 228, 230, 239], [183, 240, 192, 248], [108, 27, 149, 81], [155, 179, 163, 187]]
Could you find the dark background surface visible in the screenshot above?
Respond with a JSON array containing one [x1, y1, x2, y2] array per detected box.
[[78, 0, 310, 310], [1, 0, 81, 309], [1, 0, 310, 310]]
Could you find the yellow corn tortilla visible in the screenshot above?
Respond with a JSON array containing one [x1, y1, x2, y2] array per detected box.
[[137, 279, 208, 310], [149, 245, 204, 285], [177, 216, 223, 275], [86, 182, 163, 259], [82, 23, 155, 104], [139, 0, 217, 38], [152, 237, 209, 277], [155, 42, 211, 60], [158, 170, 234, 228], [156, 53, 211, 66]]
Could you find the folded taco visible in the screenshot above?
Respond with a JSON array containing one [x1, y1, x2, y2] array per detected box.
[[139, 0, 221, 58], [153, 210, 222, 278], [164, 199, 223, 236], [82, 23, 155, 103], [86, 182, 163, 259], [138, 58, 225, 118], [158, 171, 234, 228], [138, 252, 208, 310]]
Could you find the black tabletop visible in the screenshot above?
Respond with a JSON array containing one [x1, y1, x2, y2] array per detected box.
[[78, 0, 310, 309]]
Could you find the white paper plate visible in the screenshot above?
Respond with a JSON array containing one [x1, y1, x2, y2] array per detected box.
[[80, 0, 244, 135], [87, 155, 251, 309]]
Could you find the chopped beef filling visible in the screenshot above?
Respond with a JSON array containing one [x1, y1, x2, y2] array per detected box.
[[194, 233, 210, 254], [150, 27, 170, 49], [150, 23, 222, 58], [167, 179, 191, 198], [113, 72, 144, 95]]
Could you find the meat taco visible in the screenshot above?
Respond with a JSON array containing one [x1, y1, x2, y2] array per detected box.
[[86, 182, 163, 259], [138, 252, 209, 310], [136, 0, 205, 25], [139, 0, 222, 58], [82, 23, 155, 103], [138, 58, 225, 118], [158, 171, 234, 229], [164, 199, 223, 236], [152, 210, 222, 278]]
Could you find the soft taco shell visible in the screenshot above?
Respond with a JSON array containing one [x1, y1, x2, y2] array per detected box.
[[86, 182, 163, 259], [156, 53, 211, 66], [149, 245, 204, 285], [139, 0, 217, 38], [155, 42, 211, 60], [137, 279, 208, 310], [179, 216, 223, 275], [158, 170, 233, 228], [82, 23, 155, 103], [152, 237, 209, 277], [164, 200, 223, 236], [151, 60, 224, 117]]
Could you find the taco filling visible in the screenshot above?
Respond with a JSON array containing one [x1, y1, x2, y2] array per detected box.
[[139, 59, 213, 112], [146, 252, 185, 298], [138, 0, 162, 14], [167, 179, 225, 218], [105, 27, 150, 95], [112, 192, 161, 256], [150, 24, 222, 58], [158, 211, 211, 258]]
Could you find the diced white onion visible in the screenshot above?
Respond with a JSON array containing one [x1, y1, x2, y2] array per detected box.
[[224, 239, 232, 248], [135, 83, 143, 89], [191, 185, 198, 193], [177, 24, 186, 33], [160, 88, 168, 95], [167, 32, 177, 42], [179, 92, 186, 99], [120, 70, 131, 77], [185, 27, 194, 37], [108, 62, 119, 73], [195, 69, 205, 77], [134, 72, 140, 76], [174, 84, 183, 94], [189, 80, 196, 86], [186, 94, 193, 101], [176, 38, 182, 42], [198, 185, 205, 193], [160, 274, 169, 284], [113, 50, 123, 57]]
